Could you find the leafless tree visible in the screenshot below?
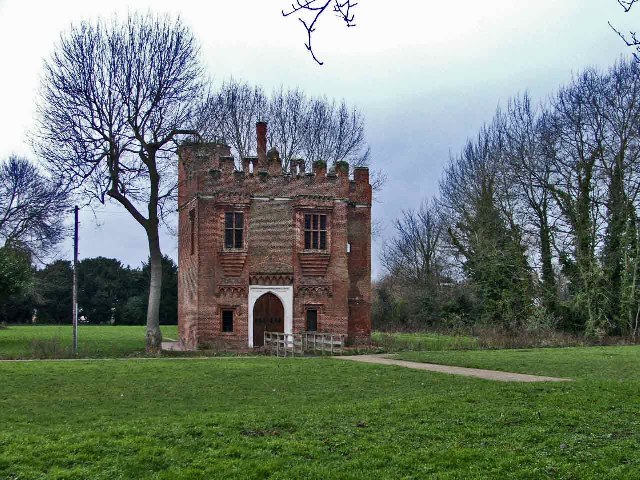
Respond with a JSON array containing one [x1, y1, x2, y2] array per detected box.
[[282, 0, 358, 65], [0, 156, 69, 256], [200, 79, 371, 172], [198, 80, 268, 161], [33, 13, 205, 352], [500, 94, 557, 311], [381, 199, 444, 285], [267, 87, 308, 171]]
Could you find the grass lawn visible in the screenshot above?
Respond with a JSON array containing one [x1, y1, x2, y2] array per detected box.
[[1, 346, 639, 479], [0, 325, 178, 359], [371, 331, 478, 351]]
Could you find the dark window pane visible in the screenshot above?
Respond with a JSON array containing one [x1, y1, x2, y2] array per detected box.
[[305, 214, 311, 230], [320, 215, 326, 230], [225, 212, 233, 229], [222, 310, 234, 332], [320, 231, 326, 250], [312, 214, 318, 229], [235, 229, 243, 248], [235, 212, 243, 228], [225, 229, 233, 249], [305, 231, 311, 249], [306, 309, 318, 331], [312, 231, 318, 249]]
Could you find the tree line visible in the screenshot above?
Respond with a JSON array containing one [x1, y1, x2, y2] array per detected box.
[[0, 255, 177, 326], [378, 58, 640, 339]]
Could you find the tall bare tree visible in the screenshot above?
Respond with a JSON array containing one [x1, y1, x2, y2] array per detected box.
[[500, 94, 557, 315], [541, 70, 609, 334], [0, 156, 69, 256], [33, 13, 205, 352], [596, 60, 640, 334]]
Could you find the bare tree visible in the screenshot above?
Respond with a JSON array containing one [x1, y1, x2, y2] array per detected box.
[[381, 199, 444, 285], [198, 80, 268, 162], [500, 94, 558, 314], [541, 69, 609, 334], [267, 87, 308, 171], [0, 156, 69, 256], [200, 80, 370, 172], [33, 13, 205, 352], [282, 0, 358, 65]]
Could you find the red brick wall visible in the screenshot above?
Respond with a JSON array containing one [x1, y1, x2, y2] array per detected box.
[[177, 142, 371, 350]]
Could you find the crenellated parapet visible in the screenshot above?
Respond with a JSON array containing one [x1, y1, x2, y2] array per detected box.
[[178, 145, 370, 208]]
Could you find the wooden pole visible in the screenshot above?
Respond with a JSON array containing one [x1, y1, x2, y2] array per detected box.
[[72, 205, 78, 355]]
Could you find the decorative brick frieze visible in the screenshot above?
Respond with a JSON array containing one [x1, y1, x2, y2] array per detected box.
[[249, 274, 294, 286], [217, 285, 247, 297], [297, 285, 333, 297]]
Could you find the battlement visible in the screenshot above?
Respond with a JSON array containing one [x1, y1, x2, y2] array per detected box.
[[178, 123, 372, 206]]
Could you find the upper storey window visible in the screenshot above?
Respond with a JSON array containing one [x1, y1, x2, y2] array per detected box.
[[304, 213, 327, 250], [225, 212, 244, 249]]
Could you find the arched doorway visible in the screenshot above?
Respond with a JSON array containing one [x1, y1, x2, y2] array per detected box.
[[252, 292, 284, 347]]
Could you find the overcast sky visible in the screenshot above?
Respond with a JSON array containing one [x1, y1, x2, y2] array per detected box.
[[0, 0, 636, 277]]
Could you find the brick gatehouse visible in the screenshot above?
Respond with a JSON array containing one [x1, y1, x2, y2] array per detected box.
[[177, 122, 372, 350]]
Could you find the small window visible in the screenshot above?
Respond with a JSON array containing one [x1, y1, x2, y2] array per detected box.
[[304, 214, 327, 250], [306, 309, 318, 332], [189, 209, 195, 255], [222, 310, 234, 332], [225, 212, 244, 249]]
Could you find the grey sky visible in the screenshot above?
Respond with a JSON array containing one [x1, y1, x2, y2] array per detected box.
[[0, 0, 635, 276]]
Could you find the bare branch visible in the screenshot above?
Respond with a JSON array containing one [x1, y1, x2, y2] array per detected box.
[[282, 0, 358, 65], [618, 0, 639, 13]]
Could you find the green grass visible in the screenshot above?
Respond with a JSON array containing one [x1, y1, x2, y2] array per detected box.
[[394, 345, 640, 381], [0, 325, 178, 359], [371, 331, 478, 351], [1, 346, 639, 479]]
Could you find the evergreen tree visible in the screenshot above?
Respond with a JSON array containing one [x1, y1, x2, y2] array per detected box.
[[450, 180, 533, 330], [33, 260, 73, 324]]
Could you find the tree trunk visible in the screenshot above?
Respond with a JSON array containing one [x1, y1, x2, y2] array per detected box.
[[539, 214, 556, 315], [146, 227, 163, 353]]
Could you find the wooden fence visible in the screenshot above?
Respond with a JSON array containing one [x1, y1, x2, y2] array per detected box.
[[264, 332, 347, 357]]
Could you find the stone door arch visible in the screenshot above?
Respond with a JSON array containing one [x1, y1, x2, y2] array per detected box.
[[248, 286, 293, 348]]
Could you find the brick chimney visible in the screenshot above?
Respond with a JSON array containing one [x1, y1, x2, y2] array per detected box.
[[256, 121, 267, 168]]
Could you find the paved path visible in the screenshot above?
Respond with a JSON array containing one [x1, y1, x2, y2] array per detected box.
[[335, 354, 573, 382]]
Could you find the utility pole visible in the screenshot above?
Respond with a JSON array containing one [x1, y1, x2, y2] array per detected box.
[[72, 205, 79, 355]]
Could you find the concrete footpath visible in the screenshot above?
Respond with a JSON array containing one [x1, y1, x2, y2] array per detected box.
[[335, 354, 573, 382]]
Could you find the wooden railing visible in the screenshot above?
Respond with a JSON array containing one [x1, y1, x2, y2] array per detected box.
[[264, 331, 347, 357]]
